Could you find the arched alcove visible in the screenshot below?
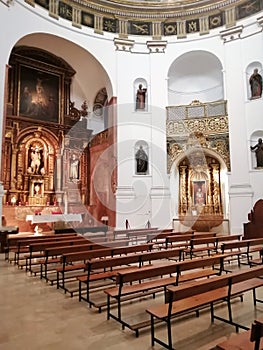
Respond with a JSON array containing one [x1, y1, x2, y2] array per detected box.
[[3, 35, 116, 227], [246, 62, 263, 100], [170, 146, 229, 231], [168, 51, 224, 106]]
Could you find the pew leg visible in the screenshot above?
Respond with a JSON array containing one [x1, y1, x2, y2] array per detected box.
[[56, 272, 59, 289], [227, 297, 233, 324], [44, 264, 48, 281], [253, 288, 257, 306], [78, 281, 82, 302], [107, 295, 110, 320], [117, 297, 123, 327], [150, 315, 155, 347], [210, 302, 214, 323], [167, 317, 173, 349], [237, 254, 241, 267]]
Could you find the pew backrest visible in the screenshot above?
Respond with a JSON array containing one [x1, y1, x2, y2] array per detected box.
[[167, 265, 263, 304]]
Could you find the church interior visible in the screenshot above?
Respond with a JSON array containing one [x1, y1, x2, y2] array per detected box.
[[1, 0, 263, 349]]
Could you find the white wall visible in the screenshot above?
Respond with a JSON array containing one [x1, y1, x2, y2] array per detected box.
[[0, 1, 263, 231]]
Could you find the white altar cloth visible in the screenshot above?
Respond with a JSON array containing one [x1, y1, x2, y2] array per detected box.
[[26, 213, 82, 224]]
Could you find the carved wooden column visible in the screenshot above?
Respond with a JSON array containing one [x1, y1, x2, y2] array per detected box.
[[211, 164, 221, 214], [10, 147, 17, 190], [179, 165, 187, 213], [208, 165, 213, 212]]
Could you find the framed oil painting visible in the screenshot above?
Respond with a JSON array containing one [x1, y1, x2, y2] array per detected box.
[[193, 180, 206, 205], [19, 65, 60, 123]]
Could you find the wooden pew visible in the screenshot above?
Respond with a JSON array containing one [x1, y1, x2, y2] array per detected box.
[[23, 236, 86, 271], [5, 233, 77, 262], [126, 229, 166, 244], [56, 243, 154, 293], [146, 265, 263, 350], [78, 247, 183, 310], [250, 248, 263, 266], [220, 238, 263, 266], [215, 233, 242, 246], [113, 227, 158, 240], [78, 254, 144, 308], [183, 236, 218, 259], [9, 234, 79, 265], [215, 319, 263, 350], [146, 231, 192, 247], [104, 254, 225, 336], [39, 239, 131, 282], [165, 232, 216, 250], [184, 234, 242, 259], [39, 242, 98, 280]]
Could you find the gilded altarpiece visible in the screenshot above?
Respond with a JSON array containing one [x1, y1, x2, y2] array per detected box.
[[167, 100, 230, 231], [3, 47, 92, 225]]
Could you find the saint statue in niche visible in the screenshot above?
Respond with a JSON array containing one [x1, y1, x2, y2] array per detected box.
[[136, 84, 147, 110], [249, 68, 262, 99], [70, 154, 79, 180], [251, 138, 263, 167], [135, 145, 148, 174], [27, 144, 44, 175]]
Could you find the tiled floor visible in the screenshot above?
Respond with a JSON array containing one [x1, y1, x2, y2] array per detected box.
[[1, 254, 263, 350]]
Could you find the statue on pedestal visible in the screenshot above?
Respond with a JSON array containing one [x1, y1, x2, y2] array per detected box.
[[135, 146, 148, 174], [70, 154, 79, 180], [251, 138, 263, 167], [249, 68, 262, 99], [27, 144, 45, 175]]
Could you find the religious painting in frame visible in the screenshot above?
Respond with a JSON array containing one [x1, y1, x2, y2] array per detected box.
[[193, 180, 207, 206], [18, 65, 60, 123]]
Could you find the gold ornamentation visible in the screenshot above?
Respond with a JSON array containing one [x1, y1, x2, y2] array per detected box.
[[164, 24, 176, 35], [167, 116, 229, 137], [132, 23, 149, 35], [187, 20, 198, 33], [103, 18, 116, 32], [209, 15, 222, 28]]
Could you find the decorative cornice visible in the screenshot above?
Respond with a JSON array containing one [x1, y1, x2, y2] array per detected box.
[[114, 37, 135, 51], [220, 25, 243, 43], [146, 40, 167, 53]]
